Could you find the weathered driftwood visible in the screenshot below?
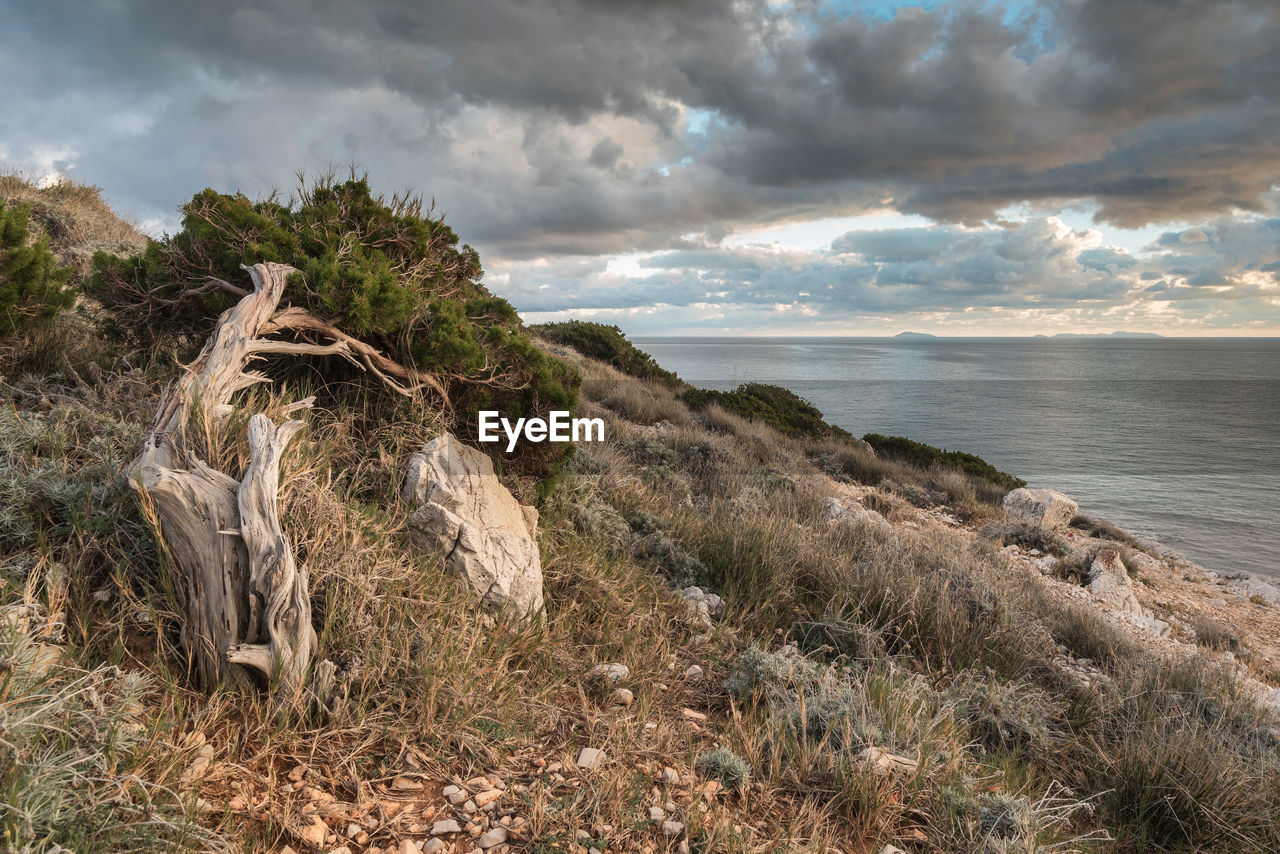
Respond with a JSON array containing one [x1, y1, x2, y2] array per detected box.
[[131, 261, 434, 702]]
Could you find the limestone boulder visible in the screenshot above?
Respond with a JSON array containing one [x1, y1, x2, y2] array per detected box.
[[1087, 549, 1141, 614], [1002, 488, 1078, 530], [402, 434, 544, 617]]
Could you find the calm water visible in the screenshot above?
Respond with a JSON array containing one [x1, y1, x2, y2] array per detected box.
[[634, 337, 1280, 581]]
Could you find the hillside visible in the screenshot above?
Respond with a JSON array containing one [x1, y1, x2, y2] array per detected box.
[[3, 177, 1280, 854]]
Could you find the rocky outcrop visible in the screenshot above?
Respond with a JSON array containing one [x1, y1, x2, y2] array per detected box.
[[1002, 487, 1078, 530], [402, 434, 544, 618], [1087, 549, 1141, 613], [823, 497, 891, 531]]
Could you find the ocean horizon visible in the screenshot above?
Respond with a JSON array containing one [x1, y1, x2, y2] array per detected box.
[[635, 335, 1280, 582]]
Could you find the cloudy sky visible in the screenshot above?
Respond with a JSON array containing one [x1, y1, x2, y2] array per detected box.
[[3, 0, 1278, 335]]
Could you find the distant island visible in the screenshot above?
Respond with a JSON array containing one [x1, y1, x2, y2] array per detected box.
[[891, 331, 1163, 340], [1034, 331, 1164, 339]]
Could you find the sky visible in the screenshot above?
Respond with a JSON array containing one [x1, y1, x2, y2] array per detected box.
[[2, 0, 1278, 336]]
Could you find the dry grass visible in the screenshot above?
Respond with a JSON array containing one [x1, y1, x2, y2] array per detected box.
[[3, 326, 1280, 853], [0, 171, 148, 276]]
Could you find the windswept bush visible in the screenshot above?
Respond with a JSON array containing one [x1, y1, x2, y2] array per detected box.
[[684, 382, 857, 442], [533, 320, 679, 385], [88, 173, 578, 468], [862, 433, 1025, 492], [0, 201, 75, 336]]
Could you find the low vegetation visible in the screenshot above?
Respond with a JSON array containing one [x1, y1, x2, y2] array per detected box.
[[533, 320, 679, 385], [3, 172, 1278, 853], [683, 382, 858, 442], [0, 201, 75, 336], [863, 432, 1027, 492]]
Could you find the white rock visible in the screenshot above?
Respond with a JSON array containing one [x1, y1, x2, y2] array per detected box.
[[398, 841, 420, 854], [1087, 549, 1141, 613], [649, 806, 666, 821], [1226, 574, 1280, 606], [683, 665, 703, 679], [1124, 613, 1171, 637], [661, 820, 686, 837], [823, 497, 890, 531], [1002, 488, 1078, 530], [403, 434, 544, 617], [576, 747, 605, 771], [611, 688, 634, 706], [588, 663, 630, 683], [431, 819, 463, 835], [424, 840, 447, 854], [660, 767, 680, 785], [477, 828, 508, 849]]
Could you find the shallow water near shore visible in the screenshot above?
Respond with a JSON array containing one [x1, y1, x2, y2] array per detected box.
[[635, 336, 1280, 581]]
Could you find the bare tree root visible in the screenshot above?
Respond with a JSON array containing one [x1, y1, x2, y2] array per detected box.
[[131, 261, 431, 704]]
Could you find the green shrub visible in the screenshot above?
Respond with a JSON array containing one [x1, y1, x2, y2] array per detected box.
[[695, 747, 751, 791], [0, 201, 75, 336], [862, 433, 1025, 492], [533, 320, 679, 385], [87, 173, 578, 473], [683, 383, 855, 442]]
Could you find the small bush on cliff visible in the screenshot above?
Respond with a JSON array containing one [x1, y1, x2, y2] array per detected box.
[[87, 173, 578, 470], [533, 320, 679, 385], [683, 382, 856, 442], [0, 201, 76, 336], [862, 433, 1025, 492]]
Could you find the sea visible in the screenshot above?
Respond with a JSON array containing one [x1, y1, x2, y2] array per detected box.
[[633, 337, 1280, 581]]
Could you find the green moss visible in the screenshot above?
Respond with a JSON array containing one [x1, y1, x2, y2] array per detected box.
[[862, 433, 1025, 492], [0, 201, 75, 336]]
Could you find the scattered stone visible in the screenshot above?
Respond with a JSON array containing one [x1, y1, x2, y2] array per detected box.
[[823, 497, 890, 531], [661, 820, 686, 837], [391, 775, 423, 791], [1002, 488, 1078, 530], [611, 688, 634, 706], [680, 708, 707, 722], [432, 819, 463, 835], [424, 840, 447, 854], [402, 434, 544, 617], [858, 746, 918, 777], [587, 663, 630, 683], [880, 846, 907, 854], [298, 818, 327, 847], [1088, 549, 1141, 613], [683, 665, 703, 679], [179, 743, 215, 785], [659, 767, 680, 786], [474, 789, 503, 808], [398, 841, 419, 854], [649, 806, 666, 821], [477, 827, 508, 849], [576, 747, 605, 771]]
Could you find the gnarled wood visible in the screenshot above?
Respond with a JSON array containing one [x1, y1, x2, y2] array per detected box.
[[226, 415, 314, 699], [132, 261, 442, 701]]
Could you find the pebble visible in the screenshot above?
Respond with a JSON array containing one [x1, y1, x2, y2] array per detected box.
[[612, 688, 634, 706], [424, 841, 447, 854], [398, 841, 419, 854], [478, 828, 508, 849], [587, 663, 630, 683], [649, 806, 666, 821], [432, 819, 463, 835], [680, 708, 707, 721], [474, 789, 503, 808], [683, 665, 703, 679], [576, 747, 605, 771], [661, 820, 686, 837], [391, 775, 423, 791]]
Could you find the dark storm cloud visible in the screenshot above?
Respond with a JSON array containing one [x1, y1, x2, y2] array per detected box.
[[2, 0, 1278, 329]]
